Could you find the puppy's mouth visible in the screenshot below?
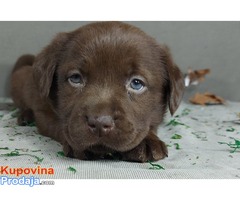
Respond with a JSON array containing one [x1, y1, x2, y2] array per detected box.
[[64, 115, 148, 153]]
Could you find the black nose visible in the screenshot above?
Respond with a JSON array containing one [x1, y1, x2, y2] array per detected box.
[[87, 115, 115, 136]]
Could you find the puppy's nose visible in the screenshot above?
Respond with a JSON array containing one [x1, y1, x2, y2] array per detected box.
[[87, 115, 115, 136]]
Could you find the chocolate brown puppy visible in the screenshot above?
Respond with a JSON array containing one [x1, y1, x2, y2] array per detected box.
[[10, 22, 184, 162]]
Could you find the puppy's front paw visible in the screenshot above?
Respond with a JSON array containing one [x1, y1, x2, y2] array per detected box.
[[121, 133, 168, 162], [63, 143, 86, 160], [17, 109, 35, 126]]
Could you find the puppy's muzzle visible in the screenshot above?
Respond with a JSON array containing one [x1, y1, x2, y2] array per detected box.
[[86, 115, 115, 137]]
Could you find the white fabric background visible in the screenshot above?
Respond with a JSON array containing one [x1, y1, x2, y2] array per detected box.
[[0, 98, 240, 179]]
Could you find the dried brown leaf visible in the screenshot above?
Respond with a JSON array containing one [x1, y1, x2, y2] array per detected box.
[[189, 92, 225, 105], [185, 68, 210, 87]]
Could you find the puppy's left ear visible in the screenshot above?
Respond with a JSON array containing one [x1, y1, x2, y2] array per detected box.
[[33, 33, 69, 100], [160, 45, 185, 115]]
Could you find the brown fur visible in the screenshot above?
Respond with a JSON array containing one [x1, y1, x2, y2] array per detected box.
[[10, 22, 184, 162]]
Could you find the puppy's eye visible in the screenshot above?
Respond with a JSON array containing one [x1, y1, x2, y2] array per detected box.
[[130, 79, 144, 91], [68, 73, 84, 87], [69, 74, 81, 83], [127, 76, 147, 94]]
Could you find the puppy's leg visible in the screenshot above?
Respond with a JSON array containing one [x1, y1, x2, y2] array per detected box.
[[121, 132, 168, 163], [17, 109, 35, 126], [11, 55, 36, 126], [12, 54, 35, 73], [62, 143, 87, 160]]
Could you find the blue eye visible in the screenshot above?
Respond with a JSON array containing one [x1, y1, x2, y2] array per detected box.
[[69, 74, 82, 84], [130, 79, 144, 90], [68, 73, 84, 87]]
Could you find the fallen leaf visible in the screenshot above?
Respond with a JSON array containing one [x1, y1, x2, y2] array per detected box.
[[226, 128, 235, 132], [174, 143, 181, 150], [185, 68, 210, 87], [67, 166, 77, 173], [148, 161, 165, 170], [171, 134, 182, 139], [218, 137, 240, 153], [189, 92, 225, 105], [57, 151, 65, 157]]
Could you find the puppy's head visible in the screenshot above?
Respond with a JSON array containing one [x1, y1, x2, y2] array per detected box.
[[33, 22, 184, 152]]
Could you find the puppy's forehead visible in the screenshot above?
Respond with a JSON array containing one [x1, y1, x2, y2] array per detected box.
[[71, 25, 147, 64], [62, 22, 163, 80]]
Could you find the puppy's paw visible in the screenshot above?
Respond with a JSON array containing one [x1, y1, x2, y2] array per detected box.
[[63, 143, 87, 160], [17, 109, 35, 126], [121, 133, 168, 162]]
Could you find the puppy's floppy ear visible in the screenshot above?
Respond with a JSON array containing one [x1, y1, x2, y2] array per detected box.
[[33, 33, 69, 99], [160, 45, 185, 115]]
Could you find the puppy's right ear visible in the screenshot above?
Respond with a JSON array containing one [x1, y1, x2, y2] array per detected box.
[[159, 45, 185, 116], [33, 33, 69, 99]]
